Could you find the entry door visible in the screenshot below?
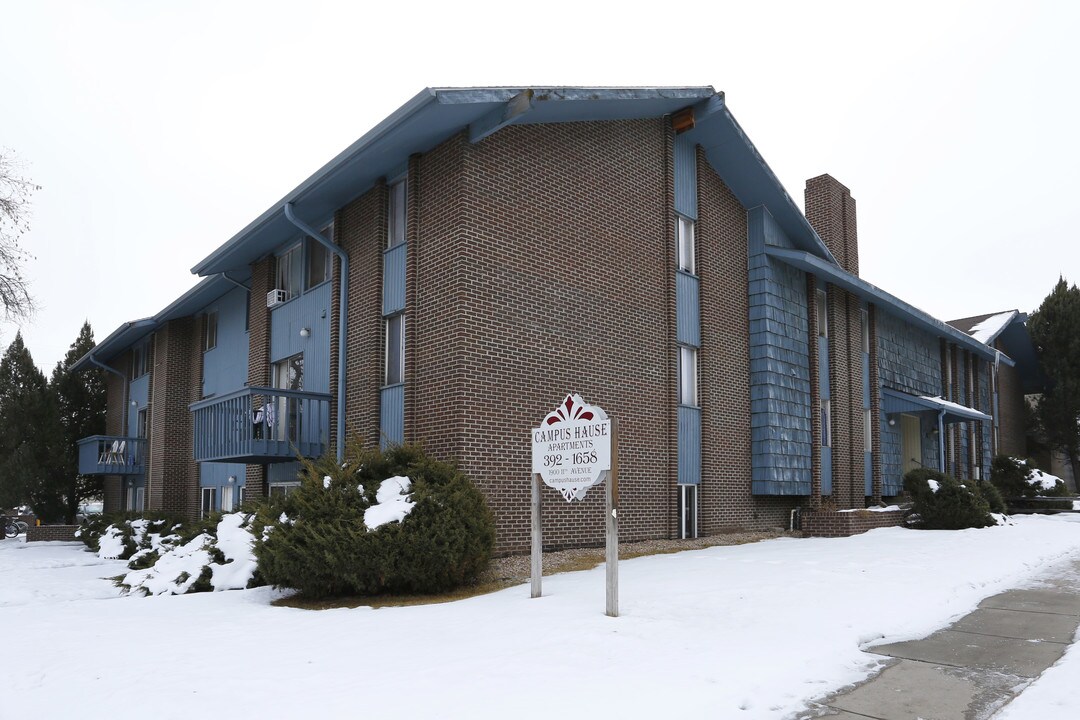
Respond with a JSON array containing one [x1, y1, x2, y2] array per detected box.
[[272, 354, 303, 443], [900, 414, 922, 475]]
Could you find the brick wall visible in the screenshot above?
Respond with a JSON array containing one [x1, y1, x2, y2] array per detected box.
[[103, 354, 127, 513], [147, 319, 200, 517], [405, 120, 674, 553], [805, 175, 859, 275], [996, 354, 1028, 457], [245, 258, 273, 499], [26, 525, 79, 542], [800, 509, 903, 538], [339, 183, 386, 448]]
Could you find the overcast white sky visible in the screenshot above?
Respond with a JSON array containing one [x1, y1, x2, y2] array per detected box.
[[1, 0, 1077, 371]]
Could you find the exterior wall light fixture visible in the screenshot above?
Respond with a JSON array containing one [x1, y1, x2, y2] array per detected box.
[[299, 328, 311, 338]]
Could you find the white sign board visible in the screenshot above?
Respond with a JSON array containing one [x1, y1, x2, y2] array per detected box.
[[531, 394, 611, 501]]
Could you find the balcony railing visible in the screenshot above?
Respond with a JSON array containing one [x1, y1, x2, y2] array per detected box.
[[77, 436, 146, 476], [190, 386, 331, 463]]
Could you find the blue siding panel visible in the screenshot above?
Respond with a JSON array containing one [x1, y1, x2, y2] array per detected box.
[[201, 287, 250, 399], [865, 451, 873, 496], [383, 244, 407, 316], [676, 271, 700, 347], [674, 134, 697, 219], [381, 384, 405, 448], [678, 405, 701, 485], [270, 282, 333, 394], [128, 375, 149, 436]]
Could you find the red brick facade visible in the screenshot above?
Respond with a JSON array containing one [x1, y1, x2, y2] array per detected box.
[[801, 509, 904, 538], [147, 318, 200, 517]]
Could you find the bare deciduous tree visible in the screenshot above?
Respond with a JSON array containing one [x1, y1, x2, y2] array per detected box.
[[0, 149, 38, 320]]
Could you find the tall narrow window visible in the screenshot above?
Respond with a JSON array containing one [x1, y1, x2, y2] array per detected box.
[[864, 408, 872, 452], [385, 315, 405, 385], [204, 311, 218, 352], [388, 179, 406, 248], [221, 485, 234, 513], [306, 225, 333, 289], [822, 399, 832, 447], [201, 487, 217, 518], [676, 216, 695, 274], [816, 288, 828, 338], [275, 244, 302, 300], [678, 346, 698, 407]]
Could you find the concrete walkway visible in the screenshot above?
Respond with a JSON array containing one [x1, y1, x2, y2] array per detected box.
[[801, 557, 1080, 720]]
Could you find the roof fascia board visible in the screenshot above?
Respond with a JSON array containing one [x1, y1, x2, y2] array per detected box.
[[72, 318, 157, 371], [766, 246, 996, 359]]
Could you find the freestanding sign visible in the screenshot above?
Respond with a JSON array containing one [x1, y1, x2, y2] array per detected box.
[[529, 393, 619, 617], [531, 394, 611, 501]]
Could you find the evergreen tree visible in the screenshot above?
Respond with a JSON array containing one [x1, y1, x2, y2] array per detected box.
[[1028, 277, 1080, 481], [49, 322, 106, 522], [0, 332, 62, 517]]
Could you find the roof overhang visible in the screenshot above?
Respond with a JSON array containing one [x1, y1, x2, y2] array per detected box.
[[191, 86, 717, 276], [882, 388, 992, 423], [765, 245, 997, 360], [73, 274, 242, 370]]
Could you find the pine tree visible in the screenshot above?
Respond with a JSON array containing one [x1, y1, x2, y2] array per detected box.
[[0, 332, 61, 516], [1028, 277, 1080, 481], [49, 322, 106, 522]]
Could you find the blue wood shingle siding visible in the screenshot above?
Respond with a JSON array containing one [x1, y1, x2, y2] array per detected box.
[[748, 208, 812, 495], [383, 243, 407, 316], [674, 135, 698, 219], [201, 287, 249, 399], [381, 384, 405, 448], [864, 347, 872, 495], [678, 405, 701, 485], [270, 281, 332, 393], [676, 271, 700, 346]]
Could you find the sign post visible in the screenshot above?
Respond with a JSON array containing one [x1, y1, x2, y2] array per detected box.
[[530, 393, 618, 616]]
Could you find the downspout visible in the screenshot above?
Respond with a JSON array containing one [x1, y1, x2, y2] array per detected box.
[[938, 408, 946, 472], [87, 354, 129, 436], [283, 202, 347, 462]]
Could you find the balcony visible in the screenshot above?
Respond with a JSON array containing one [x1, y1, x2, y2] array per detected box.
[[78, 436, 146, 476], [190, 386, 331, 463]]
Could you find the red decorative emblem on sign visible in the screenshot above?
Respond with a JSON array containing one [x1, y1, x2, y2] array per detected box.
[[532, 393, 612, 502]]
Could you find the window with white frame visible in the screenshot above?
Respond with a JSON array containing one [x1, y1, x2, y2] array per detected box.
[[385, 314, 405, 385], [388, 179, 406, 248], [131, 341, 152, 379], [864, 408, 872, 452], [238, 486, 246, 506], [221, 485, 234, 513], [816, 288, 828, 338], [201, 487, 217, 518], [678, 484, 698, 539], [676, 215, 695, 274], [204, 311, 218, 352], [306, 224, 333, 289], [861, 308, 869, 353], [822, 399, 832, 448], [269, 483, 299, 497], [275, 243, 303, 300], [678, 346, 698, 407]]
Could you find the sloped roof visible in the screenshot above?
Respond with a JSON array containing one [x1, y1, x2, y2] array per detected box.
[[191, 86, 834, 276]]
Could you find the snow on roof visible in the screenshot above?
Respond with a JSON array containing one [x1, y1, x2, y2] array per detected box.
[[919, 395, 993, 421], [968, 310, 1018, 344]]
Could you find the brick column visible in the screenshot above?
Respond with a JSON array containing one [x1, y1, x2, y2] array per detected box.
[[148, 319, 199, 517], [805, 175, 859, 276], [245, 258, 273, 501]]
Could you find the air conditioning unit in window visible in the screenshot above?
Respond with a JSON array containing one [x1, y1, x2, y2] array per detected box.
[[266, 289, 288, 308]]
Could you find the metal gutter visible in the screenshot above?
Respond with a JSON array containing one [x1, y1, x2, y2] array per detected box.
[[283, 202, 348, 462]]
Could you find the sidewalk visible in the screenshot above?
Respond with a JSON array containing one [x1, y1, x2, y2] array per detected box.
[[801, 557, 1080, 719]]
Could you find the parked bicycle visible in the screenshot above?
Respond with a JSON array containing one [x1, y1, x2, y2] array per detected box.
[[3, 516, 28, 538]]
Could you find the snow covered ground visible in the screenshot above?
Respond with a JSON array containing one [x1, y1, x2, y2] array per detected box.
[[3, 515, 1080, 719]]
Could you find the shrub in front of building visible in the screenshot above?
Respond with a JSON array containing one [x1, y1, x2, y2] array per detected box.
[[903, 469, 996, 530], [978, 480, 1007, 515], [254, 442, 495, 599], [989, 455, 1069, 498]]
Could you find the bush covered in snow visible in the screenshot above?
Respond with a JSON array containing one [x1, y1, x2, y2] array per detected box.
[[903, 468, 996, 530], [254, 442, 495, 599], [77, 513, 260, 595], [989, 456, 1069, 498]]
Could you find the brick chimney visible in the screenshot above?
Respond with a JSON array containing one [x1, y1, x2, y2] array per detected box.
[[805, 174, 859, 276]]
